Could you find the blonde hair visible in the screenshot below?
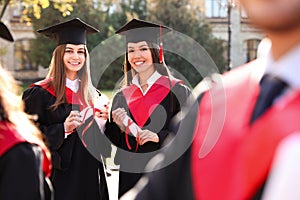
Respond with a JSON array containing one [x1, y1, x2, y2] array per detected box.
[[0, 65, 50, 158]]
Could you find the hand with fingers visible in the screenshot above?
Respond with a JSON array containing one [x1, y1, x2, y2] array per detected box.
[[64, 110, 82, 134], [112, 108, 127, 132], [94, 92, 110, 120], [94, 104, 110, 132], [95, 104, 110, 120], [137, 129, 159, 145]]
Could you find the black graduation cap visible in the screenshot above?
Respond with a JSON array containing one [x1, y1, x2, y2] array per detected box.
[[115, 18, 172, 44], [37, 18, 99, 45], [0, 21, 14, 42]]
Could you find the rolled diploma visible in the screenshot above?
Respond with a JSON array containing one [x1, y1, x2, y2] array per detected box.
[[122, 115, 141, 137]]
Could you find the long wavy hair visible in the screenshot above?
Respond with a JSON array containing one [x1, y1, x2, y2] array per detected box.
[[46, 44, 92, 110], [0, 65, 51, 159]]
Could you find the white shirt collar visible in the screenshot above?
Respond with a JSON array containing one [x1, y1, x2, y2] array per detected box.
[[132, 71, 162, 95], [264, 44, 300, 89], [66, 78, 79, 93]]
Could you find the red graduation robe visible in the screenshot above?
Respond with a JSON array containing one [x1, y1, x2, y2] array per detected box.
[[192, 60, 300, 199], [134, 60, 300, 200]]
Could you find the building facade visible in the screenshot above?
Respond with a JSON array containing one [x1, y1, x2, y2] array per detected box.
[[205, 0, 265, 69], [0, 5, 47, 82]]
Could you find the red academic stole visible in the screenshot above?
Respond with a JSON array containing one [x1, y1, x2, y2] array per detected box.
[[32, 78, 87, 109], [121, 76, 181, 150], [0, 121, 52, 177], [191, 61, 300, 200], [122, 76, 181, 128]]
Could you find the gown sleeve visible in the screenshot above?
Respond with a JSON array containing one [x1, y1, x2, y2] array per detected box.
[[104, 91, 126, 146], [156, 82, 191, 145], [22, 86, 65, 151], [77, 115, 112, 159], [0, 143, 50, 200]]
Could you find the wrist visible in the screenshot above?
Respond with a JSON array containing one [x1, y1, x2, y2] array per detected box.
[[155, 134, 159, 143], [65, 130, 74, 134], [64, 124, 74, 134]]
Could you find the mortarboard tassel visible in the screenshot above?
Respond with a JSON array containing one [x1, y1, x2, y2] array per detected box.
[[159, 25, 163, 63]]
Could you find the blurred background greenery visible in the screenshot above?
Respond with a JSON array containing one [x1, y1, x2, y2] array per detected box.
[[22, 0, 226, 90]]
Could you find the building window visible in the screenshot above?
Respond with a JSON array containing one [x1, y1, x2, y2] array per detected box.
[[205, 0, 228, 18], [14, 39, 36, 71], [244, 39, 260, 63]]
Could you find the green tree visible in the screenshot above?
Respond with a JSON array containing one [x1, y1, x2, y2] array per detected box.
[[147, 0, 227, 87], [0, 0, 76, 21]]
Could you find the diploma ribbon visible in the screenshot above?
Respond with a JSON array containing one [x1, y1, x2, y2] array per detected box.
[[125, 118, 139, 152]]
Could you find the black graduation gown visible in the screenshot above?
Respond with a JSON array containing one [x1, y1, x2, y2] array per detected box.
[[105, 76, 191, 197], [22, 85, 111, 200], [0, 121, 53, 200], [0, 143, 52, 200]]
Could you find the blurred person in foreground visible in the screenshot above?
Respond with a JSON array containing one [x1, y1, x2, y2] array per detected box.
[[0, 21, 53, 200], [121, 0, 300, 199]]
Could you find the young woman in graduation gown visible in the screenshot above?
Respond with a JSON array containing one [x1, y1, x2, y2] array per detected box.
[[22, 18, 111, 200], [105, 18, 191, 197]]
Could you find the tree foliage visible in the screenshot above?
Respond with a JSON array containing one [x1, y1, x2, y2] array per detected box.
[[147, 0, 227, 86], [28, 0, 226, 89], [0, 0, 76, 21]]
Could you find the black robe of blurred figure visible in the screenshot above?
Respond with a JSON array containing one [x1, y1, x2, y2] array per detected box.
[[0, 120, 52, 200]]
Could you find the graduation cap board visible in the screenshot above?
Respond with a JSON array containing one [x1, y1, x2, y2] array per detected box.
[[115, 18, 172, 44], [37, 18, 99, 45], [0, 21, 14, 42]]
